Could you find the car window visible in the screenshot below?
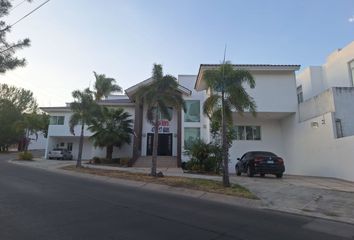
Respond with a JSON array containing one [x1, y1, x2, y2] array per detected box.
[[251, 151, 277, 157]]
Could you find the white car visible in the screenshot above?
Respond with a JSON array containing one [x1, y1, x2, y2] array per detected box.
[[48, 148, 73, 160]]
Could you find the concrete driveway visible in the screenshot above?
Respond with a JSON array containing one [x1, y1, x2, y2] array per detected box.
[[231, 174, 354, 223]]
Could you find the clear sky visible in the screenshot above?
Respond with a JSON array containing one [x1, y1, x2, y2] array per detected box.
[[1, 0, 353, 106]]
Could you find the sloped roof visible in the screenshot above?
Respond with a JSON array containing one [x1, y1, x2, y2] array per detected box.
[[195, 64, 301, 91]]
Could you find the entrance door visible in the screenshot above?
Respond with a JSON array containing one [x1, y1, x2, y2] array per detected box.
[[146, 133, 172, 156]]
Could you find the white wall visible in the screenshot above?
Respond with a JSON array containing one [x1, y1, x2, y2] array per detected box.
[[244, 71, 298, 113], [228, 117, 286, 173], [28, 132, 47, 150], [297, 41, 354, 101], [281, 112, 354, 182]]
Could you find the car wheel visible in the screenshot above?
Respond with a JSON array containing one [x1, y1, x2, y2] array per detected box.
[[247, 166, 254, 177], [260, 173, 265, 177], [276, 173, 283, 178], [236, 166, 241, 176]]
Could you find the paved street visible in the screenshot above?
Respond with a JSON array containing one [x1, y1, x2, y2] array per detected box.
[[1, 152, 354, 240]]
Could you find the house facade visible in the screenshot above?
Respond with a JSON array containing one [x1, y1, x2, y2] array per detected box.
[[42, 40, 354, 182]]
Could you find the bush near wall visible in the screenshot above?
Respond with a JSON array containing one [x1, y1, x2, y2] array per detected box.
[[18, 151, 33, 161]]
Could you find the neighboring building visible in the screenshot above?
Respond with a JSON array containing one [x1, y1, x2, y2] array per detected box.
[[283, 41, 354, 181], [42, 40, 354, 182]]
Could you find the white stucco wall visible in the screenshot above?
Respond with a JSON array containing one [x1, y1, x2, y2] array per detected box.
[[324, 42, 354, 88], [28, 132, 47, 150], [244, 71, 298, 113], [228, 117, 286, 173], [297, 41, 354, 101], [281, 112, 354, 182]]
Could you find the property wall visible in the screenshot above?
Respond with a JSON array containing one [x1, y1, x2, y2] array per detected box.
[[28, 132, 47, 150], [228, 118, 286, 173], [281, 112, 354, 182], [298, 89, 335, 122]]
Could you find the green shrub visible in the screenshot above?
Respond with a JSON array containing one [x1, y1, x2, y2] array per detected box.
[[120, 157, 130, 166], [18, 151, 33, 160], [92, 156, 101, 164]]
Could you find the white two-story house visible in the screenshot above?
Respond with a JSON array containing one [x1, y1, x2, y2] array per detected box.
[[42, 40, 354, 182]]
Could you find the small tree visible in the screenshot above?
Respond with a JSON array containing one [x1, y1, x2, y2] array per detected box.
[[69, 88, 99, 167], [203, 62, 256, 187], [88, 107, 133, 161]]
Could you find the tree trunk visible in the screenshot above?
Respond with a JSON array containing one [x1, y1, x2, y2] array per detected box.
[[151, 111, 159, 176], [106, 145, 113, 162], [221, 90, 230, 187], [77, 123, 85, 168], [24, 129, 29, 152]]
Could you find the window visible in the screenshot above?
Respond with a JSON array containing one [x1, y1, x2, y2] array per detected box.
[[297, 85, 303, 104], [67, 142, 73, 151], [234, 125, 261, 140], [151, 107, 173, 121], [184, 127, 200, 147], [184, 100, 200, 122], [349, 60, 354, 86], [335, 119, 343, 138], [50, 116, 64, 125]]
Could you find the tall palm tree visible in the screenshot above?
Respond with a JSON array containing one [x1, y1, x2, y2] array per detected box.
[[203, 62, 257, 187], [93, 71, 122, 100], [69, 88, 99, 167], [88, 107, 133, 161], [133, 64, 186, 176]]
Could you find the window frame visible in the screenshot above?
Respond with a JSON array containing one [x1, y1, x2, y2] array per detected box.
[[234, 125, 261, 141], [50, 116, 65, 125]]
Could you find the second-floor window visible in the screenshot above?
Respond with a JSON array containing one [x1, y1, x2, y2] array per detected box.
[[50, 116, 64, 125], [349, 60, 354, 87], [184, 100, 200, 122], [297, 85, 303, 104]]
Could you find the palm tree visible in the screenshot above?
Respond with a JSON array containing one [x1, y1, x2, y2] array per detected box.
[[69, 88, 99, 167], [133, 64, 186, 176], [203, 62, 257, 187], [88, 107, 133, 161], [93, 71, 122, 100]]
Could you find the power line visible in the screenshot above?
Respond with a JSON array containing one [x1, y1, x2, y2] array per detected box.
[[9, 0, 27, 13], [10, 0, 51, 28]]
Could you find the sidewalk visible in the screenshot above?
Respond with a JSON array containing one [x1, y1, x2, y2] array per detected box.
[[10, 158, 354, 225]]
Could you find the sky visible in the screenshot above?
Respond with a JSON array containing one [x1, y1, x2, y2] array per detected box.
[[1, 0, 353, 107]]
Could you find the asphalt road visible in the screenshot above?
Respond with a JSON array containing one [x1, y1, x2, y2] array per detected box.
[[0, 152, 353, 240]]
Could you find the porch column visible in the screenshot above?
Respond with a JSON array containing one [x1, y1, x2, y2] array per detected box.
[[177, 107, 182, 167], [131, 103, 143, 167]]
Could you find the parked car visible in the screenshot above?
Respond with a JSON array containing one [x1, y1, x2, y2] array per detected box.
[[48, 148, 73, 160], [235, 151, 285, 178]]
